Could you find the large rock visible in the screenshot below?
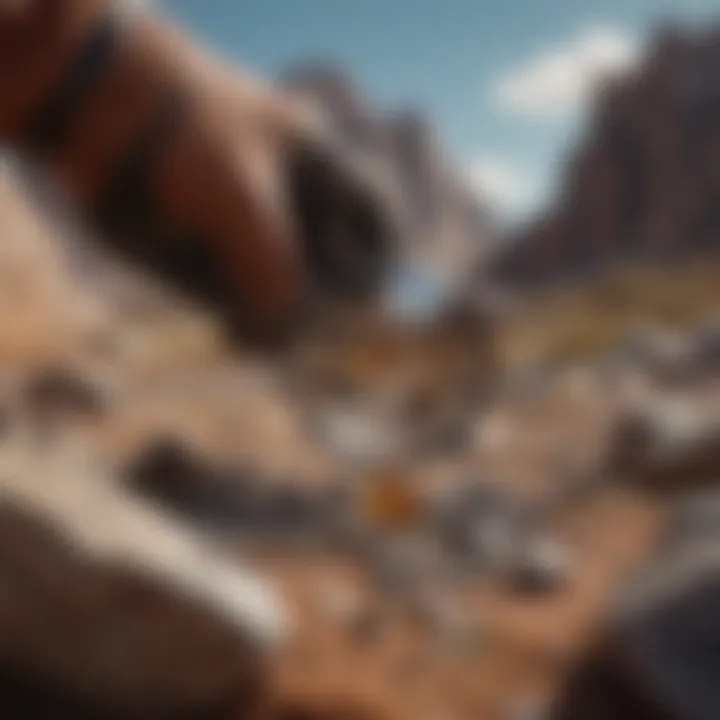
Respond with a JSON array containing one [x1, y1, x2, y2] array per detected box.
[[553, 491, 720, 720], [125, 437, 334, 539], [0, 502, 266, 720], [283, 63, 491, 293], [604, 398, 720, 489]]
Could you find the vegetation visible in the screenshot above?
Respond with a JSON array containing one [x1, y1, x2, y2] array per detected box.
[[499, 261, 720, 368]]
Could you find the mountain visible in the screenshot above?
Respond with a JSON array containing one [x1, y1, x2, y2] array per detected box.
[[493, 24, 720, 286], [282, 63, 492, 293]]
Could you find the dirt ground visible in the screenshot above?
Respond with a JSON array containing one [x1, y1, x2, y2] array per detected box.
[[0, 176, 673, 719], [264, 492, 662, 720]]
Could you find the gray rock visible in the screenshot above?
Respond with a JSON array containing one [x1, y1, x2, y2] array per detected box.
[[689, 318, 720, 374], [554, 519, 720, 719], [125, 437, 258, 525], [660, 489, 720, 552], [283, 63, 491, 295], [605, 401, 720, 490], [604, 408, 658, 478], [505, 536, 574, 597], [431, 483, 527, 574], [610, 326, 691, 386], [125, 438, 330, 539]]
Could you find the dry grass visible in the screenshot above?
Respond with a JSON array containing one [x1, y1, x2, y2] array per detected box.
[[499, 262, 720, 369]]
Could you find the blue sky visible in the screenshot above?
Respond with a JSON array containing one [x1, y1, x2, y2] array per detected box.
[[161, 0, 719, 221]]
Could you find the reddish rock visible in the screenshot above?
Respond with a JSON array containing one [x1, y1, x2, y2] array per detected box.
[[494, 24, 720, 286]]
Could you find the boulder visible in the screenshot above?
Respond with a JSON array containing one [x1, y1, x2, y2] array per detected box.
[[604, 399, 720, 490], [553, 498, 720, 720], [0, 502, 266, 720]]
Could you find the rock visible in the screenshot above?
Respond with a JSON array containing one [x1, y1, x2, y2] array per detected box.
[[406, 298, 497, 456], [126, 438, 341, 542], [553, 520, 720, 720], [311, 403, 406, 461], [595, 326, 694, 389], [505, 537, 574, 597], [604, 408, 658, 478], [286, 131, 395, 302], [0, 502, 267, 720], [616, 327, 691, 384], [551, 638, 676, 720], [659, 489, 720, 552], [23, 367, 108, 421], [248, 482, 315, 536], [493, 24, 720, 287], [604, 397, 720, 490], [432, 482, 528, 575], [124, 437, 255, 524], [284, 64, 491, 292], [689, 316, 720, 374], [312, 483, 364, 552]]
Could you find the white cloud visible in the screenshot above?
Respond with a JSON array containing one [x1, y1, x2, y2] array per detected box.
[[467, 159, 530, 213], [493, 26, 639, 121], [114, 0, 154, 14]]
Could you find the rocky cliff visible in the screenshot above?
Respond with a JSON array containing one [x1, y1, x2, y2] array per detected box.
[[283, 64, 491, 291], [494, 24, 720, 286]]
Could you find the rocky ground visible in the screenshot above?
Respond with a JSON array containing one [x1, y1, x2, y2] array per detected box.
[[3, 171, 720, 719]]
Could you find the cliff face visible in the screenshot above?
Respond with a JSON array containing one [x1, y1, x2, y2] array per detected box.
[[493, 25, 720, 286], [283, 64, 491, 291]]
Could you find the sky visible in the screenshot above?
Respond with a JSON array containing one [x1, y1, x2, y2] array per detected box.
[[160, 0, 719, 221]]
